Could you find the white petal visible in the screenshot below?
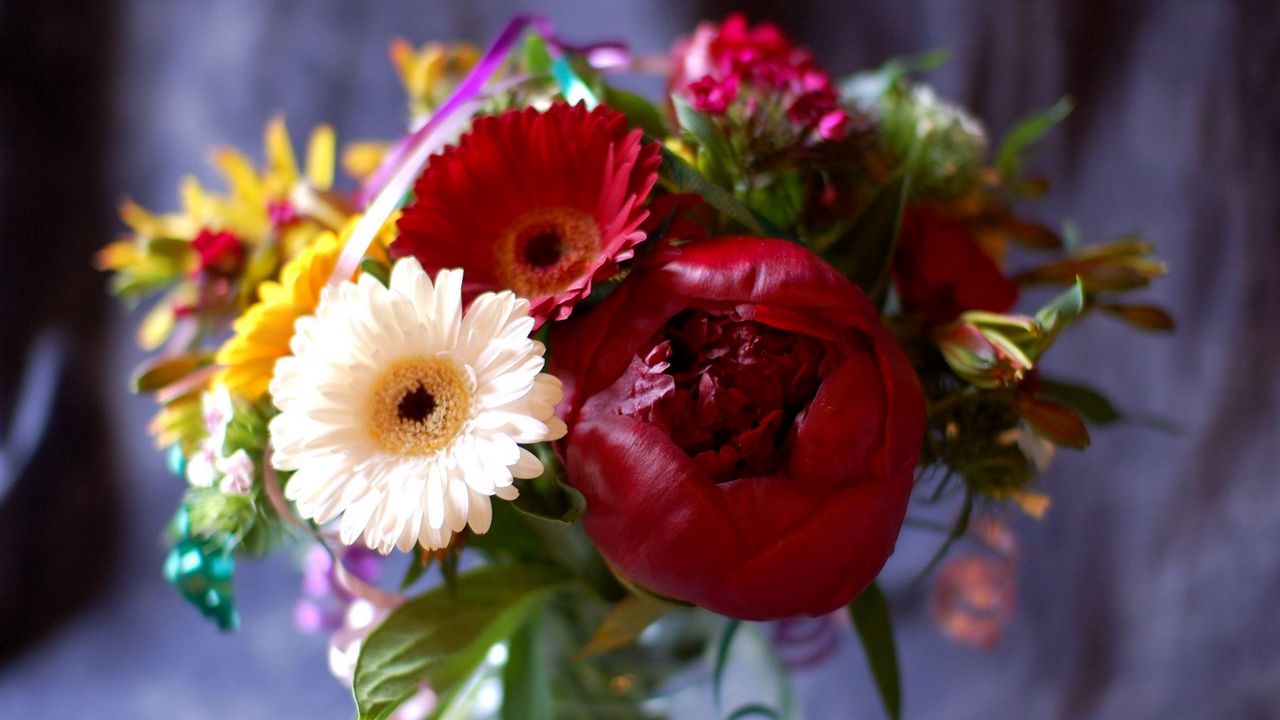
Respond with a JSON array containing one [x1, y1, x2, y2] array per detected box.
[[466, 487, 493, 534], [511, 448, 545, 479], [444, 475, 470, 533]]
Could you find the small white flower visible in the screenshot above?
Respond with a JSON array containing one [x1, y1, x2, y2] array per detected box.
[[201, 383, 235, 453], [186, 444, 219, 488], [269, 258, 566, 553], [217, 449, 256, 496]]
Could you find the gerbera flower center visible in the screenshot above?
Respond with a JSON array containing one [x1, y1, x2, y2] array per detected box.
[[495, 207, 600, 297], [367, 357, 472, 455]]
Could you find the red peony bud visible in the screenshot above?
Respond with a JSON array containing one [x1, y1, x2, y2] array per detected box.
[[551, 237, 925, 620]]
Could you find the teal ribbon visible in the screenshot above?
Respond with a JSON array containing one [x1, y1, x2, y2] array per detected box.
[[163, 506, 240, 631], [550, 56, 598, 109]]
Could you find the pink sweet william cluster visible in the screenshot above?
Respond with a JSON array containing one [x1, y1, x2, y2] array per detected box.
[[670, 13, 849, 140]]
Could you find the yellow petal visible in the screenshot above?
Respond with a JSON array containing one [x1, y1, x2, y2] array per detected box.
[[212, 147, 266, 208], [389, 38, 416, 86], [138, 300, 176, 351], [305, 124, 336, 190], [265, 116, 300, 187], [95, 240, 140, 271], [1012, 491, 1051, 519], [341, 141, 389, 180]]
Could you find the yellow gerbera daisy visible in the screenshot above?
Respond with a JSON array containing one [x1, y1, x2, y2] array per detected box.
[[215, 217, 393, 400]]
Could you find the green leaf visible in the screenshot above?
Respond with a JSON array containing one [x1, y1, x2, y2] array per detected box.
[[522, 33, 554, 76], [826, 173, 912, 299], [147, 236, 194, 259], [511, 443, 587, 524], [849, 583, 902, 720], [399, 553, 429, 592], [501, 611, 554, 720], [658, 148, 786, 239], [672, 96, 735, 184], [359, 258, 391, 287], [575, 592, 673, 659], [1029, 277, 1086, 357], [603, 85, 668, 138], [131, 352, 213, 394], [713, 619, 741, 714], [997, 97, 1073, 180], [1039, 378, 1123, 425], [725, 703, 784, 720], [1096, 302, 1176, 331], [353, 564, 567, 720]]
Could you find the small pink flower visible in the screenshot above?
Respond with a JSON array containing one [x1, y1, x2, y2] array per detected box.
[[686, 75, 738, 114], [191, 229, 245, 276], [217, 449, 255, 496], [818, 109, 849, 140]]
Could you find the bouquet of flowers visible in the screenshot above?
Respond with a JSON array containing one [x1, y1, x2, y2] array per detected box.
[[98, 13, 1171, 720]]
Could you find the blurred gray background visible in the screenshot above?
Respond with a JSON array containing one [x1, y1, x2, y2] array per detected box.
[[0, 0, 1277, 718]]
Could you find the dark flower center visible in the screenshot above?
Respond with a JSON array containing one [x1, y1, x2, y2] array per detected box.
[[522, 232, 564, 269], [618, 308, 842, 482], [495, 207, 601, 298], [397, 384, 437, 423]]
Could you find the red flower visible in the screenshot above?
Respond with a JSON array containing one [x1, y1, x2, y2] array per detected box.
[[670, 14, 847, 140], [893, 206, 1018, 326], [552, 237, 925, 619], [392, 102, 661, 326], [191, 229, 245, 277]]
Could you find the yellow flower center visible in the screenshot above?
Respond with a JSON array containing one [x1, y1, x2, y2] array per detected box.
[[367, 357, 471, 455], [495, 207, 600, 297]]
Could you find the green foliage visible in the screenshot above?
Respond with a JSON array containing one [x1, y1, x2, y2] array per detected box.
[[603, 85, 668, 138], [1096, 302, 1176, 331], [1039, 378, 1123, 425], [576, 593, 674, 660], [997, 97, 1073, 181], [1031, 278, 1087, 356], [184, 486, 255, 539], [353, 564, 568, 720], [922, 392, 1035, 498], [359, 257, 391, 287], [713, 619, 741, 714], [846, 67, 987, 199], [850, 583, 901, 720], [511, 443, 586, 524], [501, 612, 554, 720], [522, 33, 554, 76], [398, 552, 430, 592], [823, 173, 912, 301], [657, 147, 786, 238], [131, 353, 213, 394], [673, 96, 736, 186], [725, 704, 784, 720], [1015, 237, 1167, 292]]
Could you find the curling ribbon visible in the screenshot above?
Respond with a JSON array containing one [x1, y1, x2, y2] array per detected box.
[[329, 15, 556, 288], [331, 15, 625, 287]]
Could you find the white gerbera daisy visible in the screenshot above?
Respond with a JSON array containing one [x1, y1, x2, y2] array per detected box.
[[268, 257, 566, 553]]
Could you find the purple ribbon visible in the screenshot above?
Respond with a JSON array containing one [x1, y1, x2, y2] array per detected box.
[[331, 16, 635, 287], [331, 15, 555, 287]]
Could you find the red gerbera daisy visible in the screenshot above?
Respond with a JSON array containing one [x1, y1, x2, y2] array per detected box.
[[392, 102, 662, 325]]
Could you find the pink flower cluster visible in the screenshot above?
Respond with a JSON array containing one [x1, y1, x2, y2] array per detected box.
[[671, 13, 848, 140]]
